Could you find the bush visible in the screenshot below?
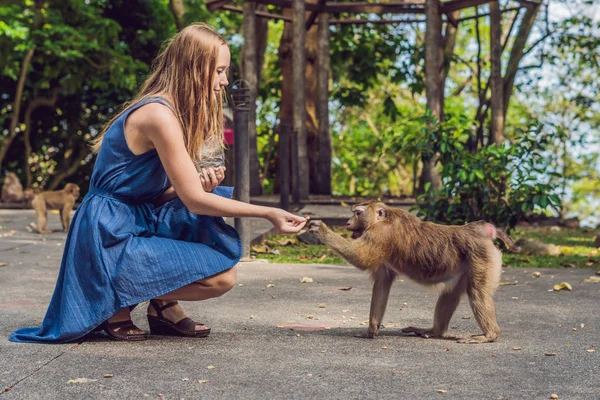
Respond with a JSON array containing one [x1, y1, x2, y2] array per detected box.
[[395, 113, 561, 232]]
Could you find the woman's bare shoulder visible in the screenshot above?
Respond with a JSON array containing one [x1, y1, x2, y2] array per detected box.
[[128, 102, 179, 130]]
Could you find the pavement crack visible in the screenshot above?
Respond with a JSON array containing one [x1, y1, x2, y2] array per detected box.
[[1, 343, 79, 395]]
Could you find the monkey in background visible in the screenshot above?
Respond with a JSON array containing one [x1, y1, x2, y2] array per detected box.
[[1, 172, 24, 203], [308, 201, 519, 344], [30, 183, 80, 233]]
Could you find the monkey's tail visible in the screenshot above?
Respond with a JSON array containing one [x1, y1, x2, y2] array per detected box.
[[494, 229, 521, 253]]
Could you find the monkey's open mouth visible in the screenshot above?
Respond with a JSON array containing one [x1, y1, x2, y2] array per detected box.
[[351, 231, 362, 239]]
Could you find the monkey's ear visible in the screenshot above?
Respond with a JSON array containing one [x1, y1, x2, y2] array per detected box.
[[376, 207, 388, 221]]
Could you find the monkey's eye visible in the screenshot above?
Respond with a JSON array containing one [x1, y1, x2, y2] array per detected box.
[[355, 211, 362, 216]]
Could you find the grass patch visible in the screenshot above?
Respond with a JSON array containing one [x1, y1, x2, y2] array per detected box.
[[251, 225, 600, 269]]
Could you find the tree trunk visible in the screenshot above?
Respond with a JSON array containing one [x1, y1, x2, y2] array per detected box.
[[305, 16, 320, 194], [1, 48, 34, 172], [46, 144, 88, 190], [489, 0, 504, 145], [315, 12, 332, 195], [292, 0, 309, 201], [23, 91, 58, 187], [439, 11, 459, 121], [502, 3, 540, 119], [241, 1, 262, 196], [278, 9, 294, 196], [169, 0, 185, 31], [420, 0, 443, 193]]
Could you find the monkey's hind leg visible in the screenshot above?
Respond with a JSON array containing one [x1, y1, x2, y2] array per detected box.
[[402, 274, 468, 340], [367, 266, 396, 338]]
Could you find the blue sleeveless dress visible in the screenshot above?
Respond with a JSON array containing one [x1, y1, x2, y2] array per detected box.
[[10, 97, 241, 344]]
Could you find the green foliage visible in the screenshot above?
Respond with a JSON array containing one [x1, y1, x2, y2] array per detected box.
[[396, 114, 562, 231]]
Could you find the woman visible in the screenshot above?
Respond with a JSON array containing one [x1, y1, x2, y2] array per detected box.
[[10, 23, 307, 343]]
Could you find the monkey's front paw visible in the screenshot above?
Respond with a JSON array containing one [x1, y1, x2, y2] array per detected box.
[[307, 220, 328, 237], [307, 220, 322, 231]]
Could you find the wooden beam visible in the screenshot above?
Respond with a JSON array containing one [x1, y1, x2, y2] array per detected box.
[[324, 2, 425, 14], [305, 0, 326, 31], [221, 5, 291, 21], [515, 0, 542, 8], [440, 0, 490, 13], [330, 17, 425, 24], [250, 0, 425, 14], [206, 0, 233, 12], [456, 6, 520, 23]]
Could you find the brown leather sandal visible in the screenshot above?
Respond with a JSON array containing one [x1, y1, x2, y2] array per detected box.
[[147, 300, 211, 338], [102, 320, 149, 341]]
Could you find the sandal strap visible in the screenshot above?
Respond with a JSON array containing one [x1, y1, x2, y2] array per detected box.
[[104, 320, 136, 330], [149, 299, 179, 319]]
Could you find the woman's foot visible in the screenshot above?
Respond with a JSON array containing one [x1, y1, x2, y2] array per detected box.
[[147, 299, 211, 337], [102, 307, 148, 341]]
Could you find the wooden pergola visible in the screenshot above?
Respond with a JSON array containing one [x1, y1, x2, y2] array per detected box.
[[207, 0, 542, 208]]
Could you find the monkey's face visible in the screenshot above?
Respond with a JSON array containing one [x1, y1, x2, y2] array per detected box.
[[65, 183, 81, 199], [347, 202, 388, 239]]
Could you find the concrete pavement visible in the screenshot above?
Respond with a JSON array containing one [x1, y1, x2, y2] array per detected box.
[[0, 209, 599, 399]]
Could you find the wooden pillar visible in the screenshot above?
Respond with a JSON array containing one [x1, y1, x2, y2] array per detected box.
[[490, 0, 504, 145], [292, 0, 309, 202], [420, 0, 442, 192], [316, 11, 331, 195]]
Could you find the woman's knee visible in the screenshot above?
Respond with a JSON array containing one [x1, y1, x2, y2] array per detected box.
[[196, 266, 237, 296]]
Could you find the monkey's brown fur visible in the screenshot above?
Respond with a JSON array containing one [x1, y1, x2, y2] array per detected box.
[[1, 172, 24, 203], [30, 183, 80, 233], [309, 200, 518, 344]]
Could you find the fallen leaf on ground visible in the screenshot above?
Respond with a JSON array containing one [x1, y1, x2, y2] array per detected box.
[[553, 282, 572, 291], [338, 287, 352, 291], [513, 347, 522, 351], [207, 366, 216, 370], [532, 272, 541, 277], [596, 269, 600, 275], [251, 245, 268, 254], [300, 277, 313, 283], [103, 374, 113, 378], [266, 283, 275, 288], [319, 304, 326, 308], [436, 389, 448, 393], [544, 352, 557, 356], [340, 201, 348, 207], [587, 349, 595, 353], [560, 262, 576, 268], [277, 239, 296, 246], [198, 380, 208, 383], [0, 263, 7, 267], [318, 255, 327, 262], [381, 346, 388, 350], [462, 316, 471, 319], [584, 276, 600, 283], [499, 281, 518, 286], [550, 394, 559, 399], [299, 255, 308, 260], [67, 378, 96, 384]]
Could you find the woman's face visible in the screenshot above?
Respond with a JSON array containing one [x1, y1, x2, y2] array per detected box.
[[213, 44, 230, 94]]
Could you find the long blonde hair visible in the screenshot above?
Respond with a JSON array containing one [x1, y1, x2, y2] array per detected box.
[[91, 23, 227, 162]]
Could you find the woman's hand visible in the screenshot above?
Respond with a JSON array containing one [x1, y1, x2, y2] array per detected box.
[[200, 166, 226, 192], [267, 208, 308, 234]]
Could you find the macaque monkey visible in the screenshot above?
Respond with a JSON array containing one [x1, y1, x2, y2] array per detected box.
[[30, 183, 80, 233], [1, 172, 24, 202], [308, 201, 519, 344]]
